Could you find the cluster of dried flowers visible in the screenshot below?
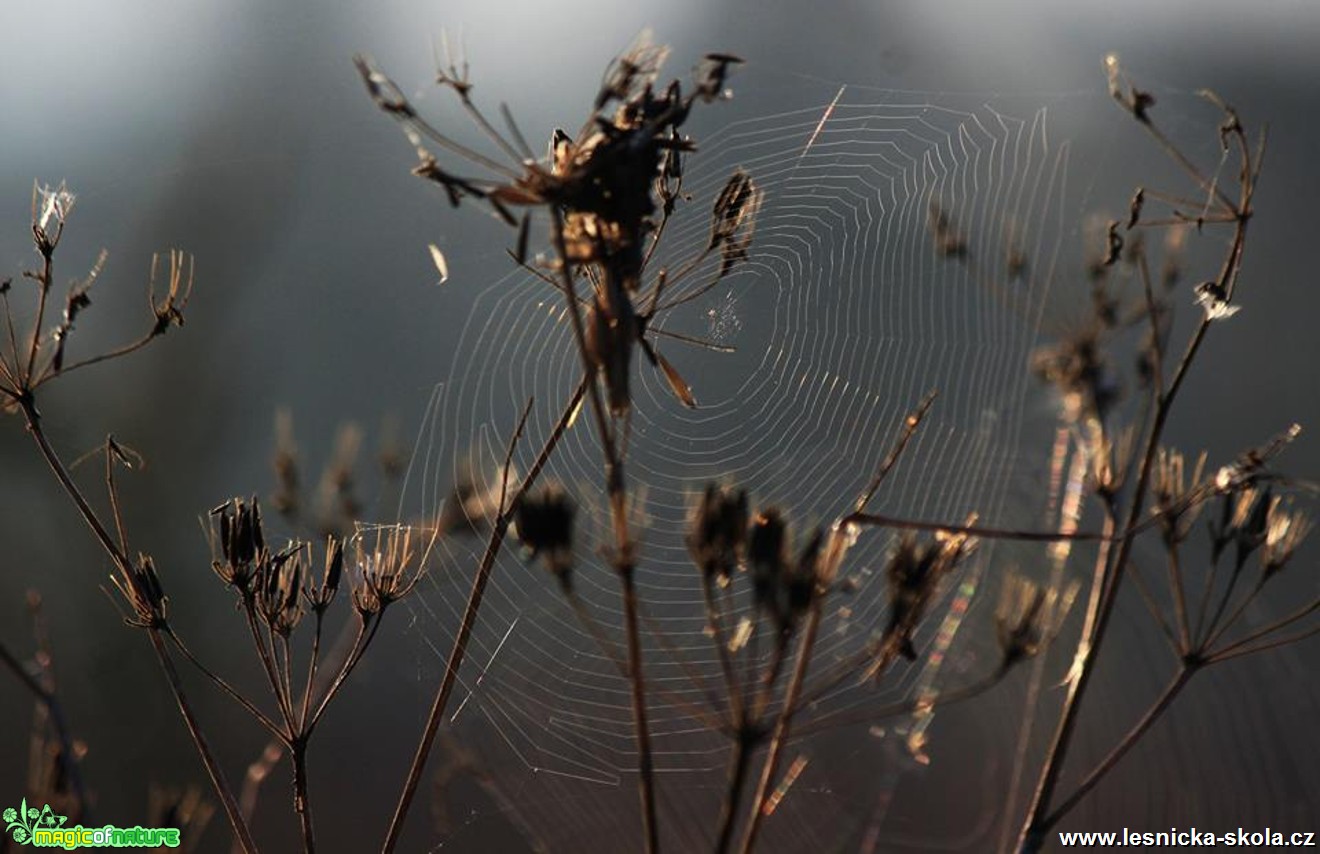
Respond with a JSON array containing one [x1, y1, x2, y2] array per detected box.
[[3, 36, 1316, 854]]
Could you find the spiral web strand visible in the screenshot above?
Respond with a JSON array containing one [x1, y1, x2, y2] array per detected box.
[[393, 78, 1071, 851]]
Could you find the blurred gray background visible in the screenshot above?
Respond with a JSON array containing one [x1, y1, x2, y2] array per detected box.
[[3, 1, 1318, 851]]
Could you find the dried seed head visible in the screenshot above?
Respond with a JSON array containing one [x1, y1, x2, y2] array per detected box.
[[687, 484, 748, 583], [514, 485, 576, 588], [881, 538, 934, 665], [995, 573, 1078, 671], [1235, 486, 1274, 565], [1030, 327, 1117, 425], [209, 497, 267, 593], [1151, 447, 1208, 542], [782, 528, 824, 628], [305, 536, 344, 614], [439, 455, 510, 536], [883, 534, 940, 662], [882, 525, 977, 665], [1090, 426, 1136, 502], [148, 250, 193, 336], [111, 553, 168, 629], [1261, 500, 1310, 580], [257, 544, 306, 635], [350, 525, 424, 616], [1213, 423, 1302, 494]]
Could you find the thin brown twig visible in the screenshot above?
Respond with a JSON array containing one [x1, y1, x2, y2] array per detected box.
[[382, 380, 584, 852], [737, 598, 821, 854], [18, 397, 258, 853], [549, 205, 660, 853], [1015, 92, 1257, 852]]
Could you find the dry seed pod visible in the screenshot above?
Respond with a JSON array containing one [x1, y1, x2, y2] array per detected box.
[[515, 485, 577, 588], [687, 484, 748, 582]]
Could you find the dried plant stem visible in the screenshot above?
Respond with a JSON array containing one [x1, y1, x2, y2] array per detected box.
[[714, 731, 755, 854], [998, 431, 1089, 852], [1164, 541, 1193, 652], [1200, 565, 1251, 649], [19, 399, 258, 854], [1017, 323, 1209, 850], [167, 633, 288, 741], [703, 578, 744, 726], [1015, 514, 1116, 853], [382, 383, 583, 853], [147, 629, 258, 853], [291, 740, 316, 854], [243, 605, 295, 730], [1016, 123, 1254, 849], [738, 600, 822, 854], [847, 510, 1134, 543], [1209, 622, 1320, 663], [1207, 598, 1320, 662], [620, 567, 660, 854], [1202, 579, 1262, 651], [25, 241, 54, 382], [551, 207, 660, 854]]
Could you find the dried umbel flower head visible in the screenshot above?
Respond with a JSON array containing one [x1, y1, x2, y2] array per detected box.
[[350, 525, 424, 616], [304, 536, 344, 615], [356, 40, 755, 418], [882, 534, 940, 662], [1151, 447, 1208, 543], [438, 455, 511, 535], [882, 525, 977, 664], [256, 545, 305, 636], [34, 181, 76, 236], [1233, 486, 1274, 566], [514, 484, 576, 588], [1089, 426, 1136, 502], [1261, 499, 1311, 580], [687, 484, 748, 583], [148, 249, 193, 337], [1030, 327, 1117, 425], [1212, 423, 1303, 494], [995, 573, 1078, 672], [782, 528, 824, 629], [208, 496, 267, 594], [110, 553, 168, 629]]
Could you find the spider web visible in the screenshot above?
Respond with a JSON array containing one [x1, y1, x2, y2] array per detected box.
[[392, 71, 1076, 852]]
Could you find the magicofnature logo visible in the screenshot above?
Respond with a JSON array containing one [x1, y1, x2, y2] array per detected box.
[[5, 798, 180, 848]]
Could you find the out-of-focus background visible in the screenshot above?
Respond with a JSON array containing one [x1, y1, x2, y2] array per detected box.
[[3, 1, 1318, 851]]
